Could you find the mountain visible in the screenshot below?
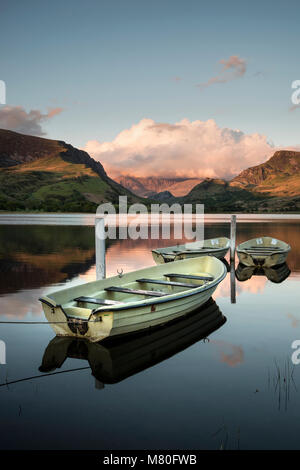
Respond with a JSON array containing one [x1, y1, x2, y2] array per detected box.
[[0, 129, 142, 212], [179, 178, 262, 212], [1, 131, 299, 213], [115, 175, 203, 197], [179, 151, 300, 212], [150, 190, 176, 202], [231, 150, 300, 197]]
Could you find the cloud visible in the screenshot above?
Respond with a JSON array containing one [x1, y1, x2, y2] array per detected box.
[[85, 118, 273, 179], [289, 104, 300, 112], [286, 313, 300, 328], [211, 340, 244, 367], [197, 55, 247, 89], [0, 106, 63, 136]]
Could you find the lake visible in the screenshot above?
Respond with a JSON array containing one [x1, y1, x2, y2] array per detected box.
[[0, 214, 299, 450]]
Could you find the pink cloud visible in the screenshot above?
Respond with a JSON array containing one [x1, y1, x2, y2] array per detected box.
[[0, 106, 63, 136], [85, 118, 273, 179], [197, 55, 247, 89]]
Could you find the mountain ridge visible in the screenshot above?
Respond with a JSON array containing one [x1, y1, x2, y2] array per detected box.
[[0, 129, 299, 212], [0, 129, 143, 211], [115, 175, 204, 197]]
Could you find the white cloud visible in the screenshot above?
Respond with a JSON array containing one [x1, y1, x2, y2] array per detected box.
[[85, 118, 273, 179]]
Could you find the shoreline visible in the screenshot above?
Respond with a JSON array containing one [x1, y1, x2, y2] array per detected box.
[[0, 212, 300, 226]]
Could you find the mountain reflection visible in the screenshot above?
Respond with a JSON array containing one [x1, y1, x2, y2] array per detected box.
[[0, 225, 96, 294]]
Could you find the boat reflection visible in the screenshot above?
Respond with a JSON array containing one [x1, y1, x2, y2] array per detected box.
[[235, 262, 291, 284], [39, 298, 226, 387]]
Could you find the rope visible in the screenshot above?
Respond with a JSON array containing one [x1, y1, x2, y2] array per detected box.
[[0, 320, 98, 325], [0, 366, 91, 388]]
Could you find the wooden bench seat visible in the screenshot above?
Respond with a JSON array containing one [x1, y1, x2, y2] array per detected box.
[[164, 273, 214, 281], [74, 296, 122, 306], [136, 278, 198, 288], [249, 246, 281, 250], [104, 286, 166, 297]]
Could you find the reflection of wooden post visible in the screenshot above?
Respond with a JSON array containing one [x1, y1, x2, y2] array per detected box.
[[230, 260, 236, 304], [95, 216, 106, 280], [230, 214, 236, 304], [230, 215, 236, 261]]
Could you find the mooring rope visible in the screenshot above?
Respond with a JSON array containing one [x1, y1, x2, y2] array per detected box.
[[0, 320, 97, 325], [0, 366, 91, 388]]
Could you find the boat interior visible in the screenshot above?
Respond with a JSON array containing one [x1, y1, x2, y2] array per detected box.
[[68, 272, 215, 312], [237, 237, 289, 255], [154, 237, 230, 256]]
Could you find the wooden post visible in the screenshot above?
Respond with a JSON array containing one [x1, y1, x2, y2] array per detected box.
[[230, 214, 236, 261], [230, 214, 236, 303], [95, 216, 106, 280]]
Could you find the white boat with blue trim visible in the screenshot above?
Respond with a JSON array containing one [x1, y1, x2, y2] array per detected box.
[[39, 256, 227, 343]]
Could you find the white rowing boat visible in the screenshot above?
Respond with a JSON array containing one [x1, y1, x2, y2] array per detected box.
[[152, 237, 230, 264], [236, 236, 291, 267], [39, 298, 226, 384], [39, 256, 227, 342]]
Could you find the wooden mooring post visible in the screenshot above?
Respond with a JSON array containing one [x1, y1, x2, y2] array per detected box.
[[230, 214, 236, 304], [230, 214, 236, 261], [95, 216, 106, 280]]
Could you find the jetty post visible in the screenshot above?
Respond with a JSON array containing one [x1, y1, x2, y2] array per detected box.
[[230, 214, 236, 261], [230, 214, 237, 304], [95, 215, 106, 280]]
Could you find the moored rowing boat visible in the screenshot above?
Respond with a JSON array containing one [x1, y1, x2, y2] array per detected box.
[[236, 236, 291, 267], [39, 256, 227, 342], [152, 237, 230, 264]]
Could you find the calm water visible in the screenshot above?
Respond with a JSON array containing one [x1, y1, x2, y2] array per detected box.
[[0, 217, 300, 450]]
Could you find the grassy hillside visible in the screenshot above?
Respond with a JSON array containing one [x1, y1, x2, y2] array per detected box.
[[231, 150, 300, 197], [0, 129, 144, 212]]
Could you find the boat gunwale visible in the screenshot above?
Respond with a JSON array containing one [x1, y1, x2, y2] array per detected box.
[[90, 262, 227, 315], [39, 256, 227, 320], [236, 237, 291, 254], [152, 237, 230, 257]]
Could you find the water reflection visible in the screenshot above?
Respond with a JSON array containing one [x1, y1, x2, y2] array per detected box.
[[39, 298, 226, 387], [0, 226, 96, 294], [0, 219, 300, 449], [236, 263, 291, 284]]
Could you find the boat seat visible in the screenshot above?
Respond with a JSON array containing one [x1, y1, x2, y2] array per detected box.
[[104, 286, 166, 297], [249, 246, 281, 250], [74, 296, 122, 306], [164, 273, 214, 281], [136, 278, 198, 288], [244, 250, 283, 253]]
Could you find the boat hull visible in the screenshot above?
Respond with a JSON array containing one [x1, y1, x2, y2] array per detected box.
[[236, 236, 291, 268], [152, 237, 230, 264], [39, 298, 226, 385], [40, 256, 227, 342]]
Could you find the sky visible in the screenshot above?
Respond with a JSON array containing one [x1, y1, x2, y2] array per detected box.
[[0, 0, 300, 178]]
